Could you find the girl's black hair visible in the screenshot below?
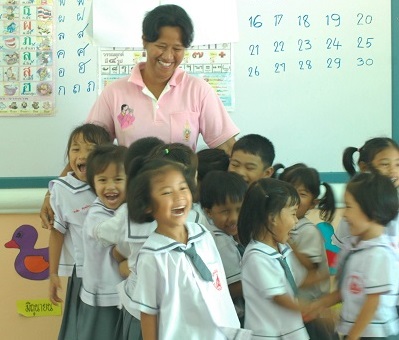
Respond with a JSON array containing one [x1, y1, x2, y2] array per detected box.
[[238, 178, 300, 247], [66, 123, 112, 158], [127, 158, 193, 224], [279, 163, 336, 222], [200, 171, 248, 210], [343, 137, 399, 177], [124, 137, 165, 175], [346, 172, 398, 226], [196, 148, 229, 182], [86, 144, 127, 192], [142, 4, 194, 47]]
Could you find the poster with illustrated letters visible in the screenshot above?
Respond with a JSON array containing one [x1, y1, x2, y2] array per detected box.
[[0, 0, 55, 116], [99, 43, 234, 111]]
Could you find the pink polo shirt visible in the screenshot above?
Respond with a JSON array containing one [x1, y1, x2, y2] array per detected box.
[[86, 62, 239, 150]]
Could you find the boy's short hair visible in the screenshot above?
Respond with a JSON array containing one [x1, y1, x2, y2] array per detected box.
[[200, 171, 248, 209], [231, 134, 275, 168]]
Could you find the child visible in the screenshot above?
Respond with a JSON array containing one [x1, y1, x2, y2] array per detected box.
[[48, 123, 112, 339], [334, 137, 399, 250], [279, 163, 338, 339], [77, 144, 127, 340], [238, 178, 310, 339], [128, 158, 249, 339], [200, 170, 248, 324], [228, 134, 275, 185], [307, 173, 399, 339], [93, 142, 209, 340]]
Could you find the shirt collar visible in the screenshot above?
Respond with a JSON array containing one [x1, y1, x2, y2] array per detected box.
[[140, 222, 208, 254], [128, 62, 185, 88], [248, 240, 292, 259]]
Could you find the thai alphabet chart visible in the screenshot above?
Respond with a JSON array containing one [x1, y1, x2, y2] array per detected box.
[[0, 0, 55, 116], [99, 43, 234, 110]]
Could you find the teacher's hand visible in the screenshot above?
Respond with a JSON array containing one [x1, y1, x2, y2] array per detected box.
[[40, 194, 54, 229]]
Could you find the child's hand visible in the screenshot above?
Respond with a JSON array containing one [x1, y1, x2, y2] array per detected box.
[[301, 300, 324, 322], [40, 194, 54, 229], [49, 274, 63, 305]]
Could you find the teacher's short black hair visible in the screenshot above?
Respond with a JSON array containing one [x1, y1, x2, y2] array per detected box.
[[142, 4, 194, 48]]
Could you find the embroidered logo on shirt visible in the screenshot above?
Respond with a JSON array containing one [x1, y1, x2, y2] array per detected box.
[[348, 275, 362, 294], [183, 121, 191, 142], [117, 104, 135, 129], [212, 269, 222, 290]]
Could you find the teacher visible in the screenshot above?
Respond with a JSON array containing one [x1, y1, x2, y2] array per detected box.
[[86, 4, 239, 153], [40, 4, 239, 228]]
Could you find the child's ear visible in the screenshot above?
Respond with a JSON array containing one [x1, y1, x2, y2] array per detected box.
[[204, 208, 212, 218], [311, 198, 319, 210], [263, 166, 274, 178], [268, 213, 276, 227], [358, 161, 368, 173]]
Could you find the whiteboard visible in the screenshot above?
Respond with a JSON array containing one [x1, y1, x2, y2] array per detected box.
[[0, 0, 395, 185]]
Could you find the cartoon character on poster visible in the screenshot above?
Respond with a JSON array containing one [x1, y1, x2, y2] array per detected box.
[[37, 82, 52, 96]]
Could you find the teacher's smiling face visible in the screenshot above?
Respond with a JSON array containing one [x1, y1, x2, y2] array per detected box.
[[143, 26, 185, 85]]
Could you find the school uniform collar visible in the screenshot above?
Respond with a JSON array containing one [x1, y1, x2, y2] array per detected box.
[[140, 222, 208, 254], [91, 197, 117, 214], [50, 172, 91, 193], [248, 240, 292, 259], [348, 234, 394, 251], [129, 62, 185, 88]]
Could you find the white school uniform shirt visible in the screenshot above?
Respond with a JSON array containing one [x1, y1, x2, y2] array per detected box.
[[289, 217, 330, 300], [241, 240, 309, 340], [94, 204, 209, 319], [337, 234, 399, 337], [206, 219, 243, 284], [131, 222, 245, 339], [79, 198, 123, 307], [49, 172, 96, 277]]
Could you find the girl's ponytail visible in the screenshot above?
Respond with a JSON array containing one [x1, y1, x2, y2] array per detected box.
[[318, 182, 336, 222], [342, 146, 358, 177]]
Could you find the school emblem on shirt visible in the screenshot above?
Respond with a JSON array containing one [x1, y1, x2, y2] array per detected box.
[[348, 275, 362, 294], [212, 269, 222, 290], [183, 121, 191, 142]]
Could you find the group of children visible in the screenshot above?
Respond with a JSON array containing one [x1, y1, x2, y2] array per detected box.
[[47, 123, 399, 340]]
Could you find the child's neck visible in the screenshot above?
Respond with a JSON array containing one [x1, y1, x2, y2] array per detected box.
[[256, 232, 279, 252], [156, 224, 188, 244]]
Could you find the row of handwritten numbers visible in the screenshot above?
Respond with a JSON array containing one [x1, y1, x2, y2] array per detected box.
[[249, 13, 373, 28], [248, 57, 374, 76], [249, 36, 374, 54]]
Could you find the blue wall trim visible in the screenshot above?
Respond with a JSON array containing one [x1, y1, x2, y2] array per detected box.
[[0, 173, 349, 189], [0, 177, 55, 189]]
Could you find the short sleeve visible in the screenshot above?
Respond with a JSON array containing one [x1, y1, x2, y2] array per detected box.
[[363, 247, 395, 295], [131, 253, 162, 315], [198, 81, 239, 148], [242, 252, 286, 298], [294, 225, 324, 264]]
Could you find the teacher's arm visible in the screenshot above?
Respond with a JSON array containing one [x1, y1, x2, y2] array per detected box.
[[216, 136, 236, 156], [40, 164, 71, 229]]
